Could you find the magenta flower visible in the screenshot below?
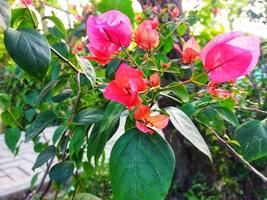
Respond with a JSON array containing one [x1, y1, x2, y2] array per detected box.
[[200, 32, 260, 83], [86, 10, 132, 64]]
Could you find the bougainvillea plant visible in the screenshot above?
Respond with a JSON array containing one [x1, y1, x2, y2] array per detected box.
[[0, 0, 266, 199]]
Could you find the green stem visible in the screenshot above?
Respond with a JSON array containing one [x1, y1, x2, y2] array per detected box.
[[121, 46, 148, 79]]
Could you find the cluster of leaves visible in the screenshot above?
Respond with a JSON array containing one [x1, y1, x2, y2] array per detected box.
[[0, 0, 266, 199]]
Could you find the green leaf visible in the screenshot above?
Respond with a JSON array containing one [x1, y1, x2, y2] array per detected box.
[[52, 89, 72, 103], [43, 16, 67, 38], [235, 120, 267, 162], [177, 23, 188, 36], [1, 108, 20, 128], [25, 108, 36, 122], [0, 93, 10, 108], [11, 8, 38, 29], [4, 128, 20, 153], [32, 145, 57, 170], [69, 126, 85, 156], [0, 0, 10, 30], [30, 173, 39, 189], [25, 111, 57, 142], [97, 0, 135, 23], [73, 108, 103, 125], [35, 79, 61, 106], [218, 97, 236, 110], [110, 128, 175, 200], [49, 161, 74, 183], [169, 84, 189, 102], [166, 106, 212, 161], [77, 56, 96, 87], [76, 193, 102, 200], [4, 28, 51, 79], [87, 102, 124, 162], [52, 125, 67, 144], [162, 37, 173, 53], [106, 59, 121, 80], [214, 106, 239, 127]]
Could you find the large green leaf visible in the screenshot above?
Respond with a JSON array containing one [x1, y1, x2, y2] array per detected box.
[[87, 102, 124, 162], [49, 161, 74, 183], [25, 111, 57, 142], [0, 0, 10, 30], [110, 128, 175, 200], [214, 106, 239, 127], [97, 0, 135, 23], [235, 120, 267, 162], [4, 128, 20, 153], [4, 28, 51, 79], [32, 145, 57, 170], [69, 126, 85, 156], [73, 108, 103, 125], [165, 106, 212, 161]]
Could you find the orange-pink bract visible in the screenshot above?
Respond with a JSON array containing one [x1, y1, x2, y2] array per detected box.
[[134, 105, 169, 134], [134, 17, 159, 50], [103, 64, 147, 109]]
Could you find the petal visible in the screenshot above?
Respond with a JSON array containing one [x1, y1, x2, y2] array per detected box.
[[226, 36, 260, 73], [115, 64, 147, 92], [204, 43, 252, 83], [134, 104, 151, 121], [103, 82, 142, 108], [149, 72, 160, 87], [148, 114, 169, 129], [182, 48, 199, 64], [183, 37, 201, 53], [136, 121, 154, 134], [200, 31, 243, 64]]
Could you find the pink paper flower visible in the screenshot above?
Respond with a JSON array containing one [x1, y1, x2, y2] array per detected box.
[[103, 64, 147, 109], [149, 72, 160, 87], [200, 32, 260, 83], [86, 10, 132, 64], [134, 17, 159, 50], [134, 104, 169, 134], [174, 37, 201, 64], [169, 7, 180, 18]]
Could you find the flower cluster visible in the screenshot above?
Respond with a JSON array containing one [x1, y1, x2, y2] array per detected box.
[[85, 10, 260, 134]]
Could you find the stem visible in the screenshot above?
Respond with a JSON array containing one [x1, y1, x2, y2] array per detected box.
[[121, 46, 148, 79], [40, 180, 52, 200], [68, 72, 81, 125], [235, 106, 267, 115], [36, 157, 54, 194], [209, 128, 267, 182], [160, 70, 208, 92], [7, 108, 24, 130], [23, 2, 38, 29], [62, 72, 81, 159], [50, 46, 80, 73]]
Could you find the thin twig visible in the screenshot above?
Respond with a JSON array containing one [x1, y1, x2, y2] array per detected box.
[[121, 46, 148, 79], [235, 106, 267, 115], [50, 46, 80, 73], [209, 129, 267, 182], [36, 157, 55, 194], [62, 72, 81, 159]]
